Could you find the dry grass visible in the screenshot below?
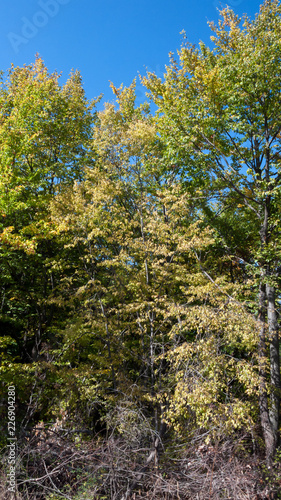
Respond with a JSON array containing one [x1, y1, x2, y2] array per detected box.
[[0, 426, 280, 499]]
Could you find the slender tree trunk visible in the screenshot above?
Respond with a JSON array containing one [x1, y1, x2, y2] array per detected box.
[[258, 279, 276, 462], [100, 300, 117, 391], [258, 191, 280, 460], [267, 284, 280, 440]]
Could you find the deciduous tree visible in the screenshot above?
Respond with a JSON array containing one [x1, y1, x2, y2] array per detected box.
[[143, 0, 281, 460]]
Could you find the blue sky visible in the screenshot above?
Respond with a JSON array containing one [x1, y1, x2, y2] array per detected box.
[[1, 0, 263, 108]]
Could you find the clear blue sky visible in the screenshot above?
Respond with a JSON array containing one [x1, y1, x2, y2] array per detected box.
[[1, 0, 263, 108]]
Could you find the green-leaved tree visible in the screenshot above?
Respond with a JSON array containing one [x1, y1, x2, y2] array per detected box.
[[143, 0, 281, 460]]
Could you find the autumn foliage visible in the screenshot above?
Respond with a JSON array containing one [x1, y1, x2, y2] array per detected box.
[[1, 2, 281, 498]]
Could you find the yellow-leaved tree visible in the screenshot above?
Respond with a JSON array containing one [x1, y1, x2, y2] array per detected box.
[[50, 81, 260, 457], [143, 0, 281, 461]]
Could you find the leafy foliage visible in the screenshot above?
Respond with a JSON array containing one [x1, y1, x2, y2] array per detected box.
[[1, 3, 281, 497]]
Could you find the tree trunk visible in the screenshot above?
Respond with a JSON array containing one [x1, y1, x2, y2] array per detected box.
[[258, 198, 280, 460], [267, 284, 280, 442], [258, 280, 276, 462]]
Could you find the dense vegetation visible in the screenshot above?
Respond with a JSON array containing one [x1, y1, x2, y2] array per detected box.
[[1, 1, 281, 498]]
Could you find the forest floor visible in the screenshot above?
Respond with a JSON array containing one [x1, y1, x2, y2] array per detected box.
[[1, 426, 281, 499]]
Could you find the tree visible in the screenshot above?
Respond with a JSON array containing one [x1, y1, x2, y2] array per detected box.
[[50, 81, 172, 438], [143, 0, 281, 460], [0, 57, 97, 433], [0, 56, 95, 211], [49, 82, 260, 464]]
